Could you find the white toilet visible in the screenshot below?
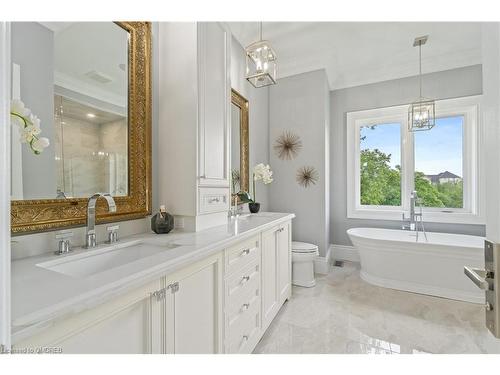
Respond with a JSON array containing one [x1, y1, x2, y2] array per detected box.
[[291, 241, 319, 287]]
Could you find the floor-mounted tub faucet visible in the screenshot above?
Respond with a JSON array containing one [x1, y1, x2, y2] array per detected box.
[[402, 190, 428, 241]]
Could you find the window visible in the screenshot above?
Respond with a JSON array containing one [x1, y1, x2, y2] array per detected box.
[[414, 116, 463, 209], [347, 96, 482, 224], [360, 123, 401, 206]]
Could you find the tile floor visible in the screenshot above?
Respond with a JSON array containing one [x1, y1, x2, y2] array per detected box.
[[254, 262, 500, 354]]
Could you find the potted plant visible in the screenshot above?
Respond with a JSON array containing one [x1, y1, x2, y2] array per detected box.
[[250, 163, 273, 213]]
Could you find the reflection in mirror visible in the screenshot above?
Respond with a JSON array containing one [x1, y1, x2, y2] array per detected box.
[[11, 22, 128, 200], [230, 89, 249, 201], [231, 103, 241, 195]]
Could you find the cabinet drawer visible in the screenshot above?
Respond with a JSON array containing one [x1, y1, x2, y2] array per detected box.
[[226, 301, 261, 354], [225, 236, 260, 276], [198, 187, 229, 214], [225, 260, 260, 303], [226, 277, 260, 323]]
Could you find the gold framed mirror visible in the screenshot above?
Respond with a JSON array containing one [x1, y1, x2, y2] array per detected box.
[[230, 89, 249, 199], [11, 22, 152, 234]]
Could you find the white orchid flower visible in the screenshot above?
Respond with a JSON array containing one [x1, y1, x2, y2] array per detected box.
[[31, 137, 50, 153], [10, 99, 49, 155]]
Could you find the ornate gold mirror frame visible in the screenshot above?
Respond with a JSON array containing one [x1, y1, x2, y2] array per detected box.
[[231, 88, 249, 197], [11, 22, 152, 234]]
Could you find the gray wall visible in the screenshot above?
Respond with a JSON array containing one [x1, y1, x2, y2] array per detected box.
[[269, 69, 331, 256], [330, 64, 486, 246], [230, 36, 270, 210], [11, 22, 57, 199]]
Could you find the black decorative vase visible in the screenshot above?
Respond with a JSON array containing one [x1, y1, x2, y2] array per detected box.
[[249, 202, 261, 214], [151, 211, 174, 234]]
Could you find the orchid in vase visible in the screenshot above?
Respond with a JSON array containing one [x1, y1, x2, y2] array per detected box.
[[10, 99, 50, 155], [250, 163, 273, 213]]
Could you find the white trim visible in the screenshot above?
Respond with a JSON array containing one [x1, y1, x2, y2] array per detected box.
[[346, 95, 484, 225], [313, 246, 332, 274], [360, 270, 483, 304], [0, 21, 11, 350], [330, 244, 360, 263]]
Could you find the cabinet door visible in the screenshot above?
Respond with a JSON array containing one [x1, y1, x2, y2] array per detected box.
[[261, 226, 279, 331], [15, 280, 163, 354], [277, 223, 292, 304], [165, 253, 223, 354], [198, 22, 230, 187]]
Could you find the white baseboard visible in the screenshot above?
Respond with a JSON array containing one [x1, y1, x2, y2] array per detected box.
[[314, 247, 332, 275], [330, 244, 360, 263]]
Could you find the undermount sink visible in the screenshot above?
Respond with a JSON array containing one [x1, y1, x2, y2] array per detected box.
[[37, 240, 179, 278]]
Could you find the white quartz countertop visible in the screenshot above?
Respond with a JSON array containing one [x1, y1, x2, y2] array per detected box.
[[11, 212, 295, 342]]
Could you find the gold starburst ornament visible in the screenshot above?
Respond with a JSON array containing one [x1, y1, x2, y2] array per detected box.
[[296, 166, 319, 188], [274, 130, 302, 160]]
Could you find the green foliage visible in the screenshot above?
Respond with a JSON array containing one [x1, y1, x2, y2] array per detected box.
[[360, 149, 401, 206], [360, 149, 463, 208]]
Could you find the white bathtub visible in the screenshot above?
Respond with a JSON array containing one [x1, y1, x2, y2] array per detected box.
[[347, 228, 485, 304]]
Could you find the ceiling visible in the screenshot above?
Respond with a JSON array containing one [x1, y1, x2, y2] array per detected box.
[[55, 95, 124, 126], [40, 22, 128, 107], [228, 22, 482, 90]]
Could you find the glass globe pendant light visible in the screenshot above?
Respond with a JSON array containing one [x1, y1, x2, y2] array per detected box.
[[408, 35, 435, 132], [245, 22, 277, 88]]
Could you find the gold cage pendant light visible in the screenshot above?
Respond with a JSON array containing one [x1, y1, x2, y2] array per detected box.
[[408, 35, 435, 132], [245, 22, 277, 88]]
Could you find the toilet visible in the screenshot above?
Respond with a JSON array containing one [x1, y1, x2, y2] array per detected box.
[[291, 241, 319, 287]]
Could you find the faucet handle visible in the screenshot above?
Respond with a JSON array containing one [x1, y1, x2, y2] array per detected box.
[[106, 225, 119, 244], [55, 230, 73, 240], [55, 231, 73, 255]]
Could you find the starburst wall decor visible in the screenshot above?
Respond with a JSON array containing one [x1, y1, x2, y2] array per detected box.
[[296, 166, 319, 188], [273, 130, 302, 160]]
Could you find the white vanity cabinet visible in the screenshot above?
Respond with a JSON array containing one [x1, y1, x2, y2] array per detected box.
[[14, 279, 164, 354], [159, 22, 231, 231], [163, 253, 224, 354], [261, 222, 292, 331], [13, 217, 293, 354]]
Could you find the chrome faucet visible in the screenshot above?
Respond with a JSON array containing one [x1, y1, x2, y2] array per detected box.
[[402, 190, 427, 241], [229, 194, 243, 218], [84, 193, 116, 249]]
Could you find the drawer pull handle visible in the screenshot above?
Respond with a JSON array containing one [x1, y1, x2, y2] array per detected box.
[[241, 275, 250, 284], [242, 248, 250, 255], [242, 303, 250, 310], [242, 335, 249, 341], [208, 197, 220, 203]]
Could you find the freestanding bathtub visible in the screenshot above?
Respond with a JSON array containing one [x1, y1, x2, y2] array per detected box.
[[347, 228, 485, 304]]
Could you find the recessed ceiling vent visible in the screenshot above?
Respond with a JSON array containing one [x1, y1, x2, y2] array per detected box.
[[84, 70, 113, 84]]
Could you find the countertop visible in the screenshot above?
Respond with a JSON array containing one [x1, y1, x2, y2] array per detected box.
[[11, 212, 294, 343]]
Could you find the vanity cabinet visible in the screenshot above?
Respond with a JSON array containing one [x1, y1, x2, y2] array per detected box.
[[159, 22, 231, 231], [14, 280, 163, 354], [261, 223, 292, 331], [163, 253, 224, 354], [14, 218, 293, 354]]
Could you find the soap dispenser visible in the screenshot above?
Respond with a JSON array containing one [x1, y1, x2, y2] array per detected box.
[[151, 205, 174, 234]]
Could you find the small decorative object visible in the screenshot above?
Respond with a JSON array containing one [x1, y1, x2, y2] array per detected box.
[[151, 205, 174, 234], [10, 99, 50, 155], [274, 130, 302, 160], [245, 22, 277, 88], [296, 166, 319, 188], [408, 35, 435, 132], [249, 202, 261, 214], [250, 163, 273, 213]]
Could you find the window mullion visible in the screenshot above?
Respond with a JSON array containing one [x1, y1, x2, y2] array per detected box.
[[401, 115, 414, 213]]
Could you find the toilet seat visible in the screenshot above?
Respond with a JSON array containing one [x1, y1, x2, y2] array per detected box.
[[292, 241, 319, 254]]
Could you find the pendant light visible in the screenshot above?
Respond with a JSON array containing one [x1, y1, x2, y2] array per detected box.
[[408, 35, 435, 132], [245, 22, 277, 88]]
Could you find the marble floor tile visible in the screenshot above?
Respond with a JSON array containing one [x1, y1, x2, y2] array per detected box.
[[254, 262, 500, 354]]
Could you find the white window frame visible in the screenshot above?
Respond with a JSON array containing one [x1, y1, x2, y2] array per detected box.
[[347, 96, 484, 225]]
